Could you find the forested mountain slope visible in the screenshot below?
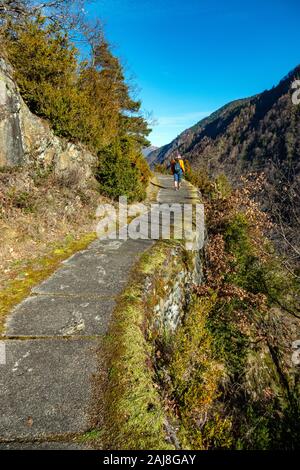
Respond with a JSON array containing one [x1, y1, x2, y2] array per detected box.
[[149, 65, 300, 262]]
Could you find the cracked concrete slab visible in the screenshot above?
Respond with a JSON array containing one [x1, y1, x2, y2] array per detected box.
[[0, 339, 100, 439], [5, 296, 116, 337], [32, 239, 153, 296]]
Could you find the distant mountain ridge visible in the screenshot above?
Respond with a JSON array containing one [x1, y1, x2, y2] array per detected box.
[[142, 145, 159, 159], [147, 97, 252, 166], [148, 65, 300, 171], [148, 64, 300, 260]]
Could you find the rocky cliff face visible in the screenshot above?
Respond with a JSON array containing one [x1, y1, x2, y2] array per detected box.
[[0, 58, 96, 185]]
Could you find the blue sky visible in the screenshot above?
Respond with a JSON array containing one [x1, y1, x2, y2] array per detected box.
[[87, 0, 300, 147]]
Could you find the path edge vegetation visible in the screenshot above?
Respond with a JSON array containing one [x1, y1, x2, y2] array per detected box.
[[0, 174, 160, 334], [103, 240, 192, 450], [102, 171, 300, 451]]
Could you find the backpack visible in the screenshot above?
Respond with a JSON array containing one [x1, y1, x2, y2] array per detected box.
[[174, 161, 182, 174]]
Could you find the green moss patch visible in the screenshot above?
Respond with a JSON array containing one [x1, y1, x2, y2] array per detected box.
[[103, 242, 179, 450], [0, 232, 97, 333]]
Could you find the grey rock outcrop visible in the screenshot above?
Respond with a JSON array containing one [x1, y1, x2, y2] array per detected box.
[[0, 57, 96, 183]]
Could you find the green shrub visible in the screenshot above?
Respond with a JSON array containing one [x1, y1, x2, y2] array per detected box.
[[96, 140, 148, 202], [3, 18, 151, 200], [176, 170, 300, 449], [168, 296, 233, 449], [214, 173, 232, 199], [4, 20, 83, 140], [6, 188, 36, 213], [184, 163, 213, 195], [154, 163, 169, 174]]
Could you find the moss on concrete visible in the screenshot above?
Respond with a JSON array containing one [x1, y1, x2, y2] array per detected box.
[[103, 241, 185, 450], [0, 232, 97, 333]]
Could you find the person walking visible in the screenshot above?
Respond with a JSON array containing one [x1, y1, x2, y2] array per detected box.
[[171, 154, 185, 190]]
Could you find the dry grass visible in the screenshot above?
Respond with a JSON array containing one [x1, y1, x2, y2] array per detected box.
[[0, 165, 110, 330], [0, 166, 106, 289], [0, 168, 160, 333]]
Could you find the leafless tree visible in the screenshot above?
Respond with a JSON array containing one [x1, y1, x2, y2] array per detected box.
[[263, 159, 300, 273], [0, 0, 88, 30]]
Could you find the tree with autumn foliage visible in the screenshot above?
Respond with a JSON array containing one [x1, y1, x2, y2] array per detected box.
[[159, 168, 300, 450]]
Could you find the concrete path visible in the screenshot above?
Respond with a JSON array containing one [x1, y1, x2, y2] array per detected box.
[[0, 175, 198, 449]]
